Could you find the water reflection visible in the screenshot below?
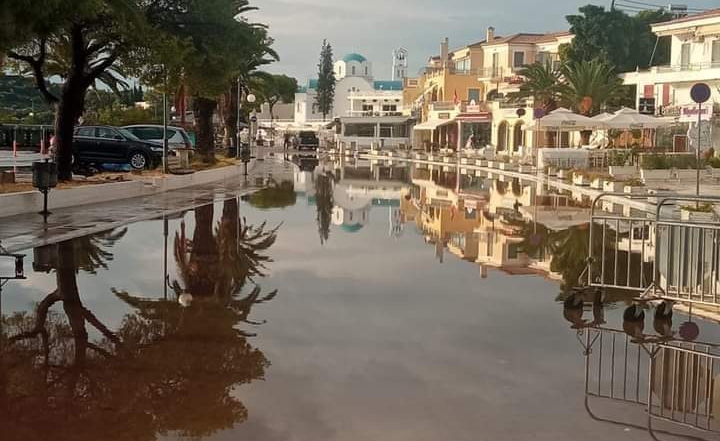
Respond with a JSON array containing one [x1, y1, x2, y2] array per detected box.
[[0, 200, 279, 441], [561, 292, 720, 439]]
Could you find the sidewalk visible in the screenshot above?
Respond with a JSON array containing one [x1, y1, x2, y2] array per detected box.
[[0, 159, 283, 253]]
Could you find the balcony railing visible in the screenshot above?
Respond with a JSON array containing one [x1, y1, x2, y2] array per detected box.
[[642, 61, 720, 74], [348, 90, 402, 98], [346, 110, 404, 117]]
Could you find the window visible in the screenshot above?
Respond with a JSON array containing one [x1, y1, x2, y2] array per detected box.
[[76, 127, 94, 137], [467, 88, 480, 103], [130, 127, 163, 140], [381, 104, 397, 112], [513, 51, 525, 68], [351, 65, 356, 75], [507, 243, 520, 260], [339, 66, 342, 76], [536, 51, 549, 65], [311, 104, 317, 114], [680, 42, 691, 67], [344, 124, 375, 137], [365, 66, 368, 75], [97, 127, 119, 139], [491, 53, 499, 76], [296, 102, 300, 112], [362, 103, 373, 114], [379, 124, 407, 138], [713, 40, 720, 66]]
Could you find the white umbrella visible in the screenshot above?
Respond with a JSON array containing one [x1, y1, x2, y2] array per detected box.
[[591, 112, 613, 123], [524, 108, 595, 148], [601, 107, 669, 130]]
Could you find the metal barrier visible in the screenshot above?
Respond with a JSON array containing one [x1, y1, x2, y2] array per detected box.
[[570, 310, 720, 439], [588, 194, 720, 308]]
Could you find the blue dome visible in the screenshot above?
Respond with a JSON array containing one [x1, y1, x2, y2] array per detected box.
[[340, 223, 364, 233], [343, 53, 367, 63]]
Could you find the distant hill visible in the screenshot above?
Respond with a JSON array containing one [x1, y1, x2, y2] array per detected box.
[[0, 74, 57, 113]]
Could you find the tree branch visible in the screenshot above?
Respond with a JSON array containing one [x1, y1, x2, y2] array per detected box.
[[7, 38, 59, 104], [82, 307, 122, 347], [8, 291, 61, 344], [86, 52, 120, 83]]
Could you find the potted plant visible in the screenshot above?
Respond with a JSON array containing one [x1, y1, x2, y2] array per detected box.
[[680, 203, 716, 222]]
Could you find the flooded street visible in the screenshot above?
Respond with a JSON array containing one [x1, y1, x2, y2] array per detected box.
[[2, 156, 720, 441]]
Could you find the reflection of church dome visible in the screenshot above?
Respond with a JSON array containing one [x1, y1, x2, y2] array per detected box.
[[343, 53, 367, 63], [340, 223, 364, 233]]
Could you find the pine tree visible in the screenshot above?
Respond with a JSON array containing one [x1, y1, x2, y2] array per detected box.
[[315, 39, 335, 121]]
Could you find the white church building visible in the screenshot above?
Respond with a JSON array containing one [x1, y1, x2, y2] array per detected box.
[[294, 52, 407, 121], [294, 50, 416, 150]]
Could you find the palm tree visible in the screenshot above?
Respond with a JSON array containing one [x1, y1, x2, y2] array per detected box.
[[508, 61, 561, 146], [558, 59, 624, 144]]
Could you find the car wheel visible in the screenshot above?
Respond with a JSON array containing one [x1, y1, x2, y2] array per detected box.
[[129, 151, 149, 170]]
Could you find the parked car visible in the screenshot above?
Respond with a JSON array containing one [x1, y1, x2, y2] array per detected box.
[[297, 131, 319, 151], [72, 125, 164, 170], [122, 124, 194, 153]]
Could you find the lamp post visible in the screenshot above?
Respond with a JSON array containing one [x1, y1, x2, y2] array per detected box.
[[246, 93, 257, 160], [236, 78, 242, 159], [162, 70, 169, 174]]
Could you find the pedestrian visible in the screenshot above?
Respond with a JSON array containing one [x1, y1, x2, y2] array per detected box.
[[49, 134, 57, 160], [465, 133, 475, 150], [283, 133, 290, 150]]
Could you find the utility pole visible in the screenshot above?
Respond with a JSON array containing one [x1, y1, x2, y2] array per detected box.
[[610, 0, 616, 11], [236, 77, 242, 160]]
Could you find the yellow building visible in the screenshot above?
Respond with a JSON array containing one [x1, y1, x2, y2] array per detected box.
[[405, 28, 573, 156]]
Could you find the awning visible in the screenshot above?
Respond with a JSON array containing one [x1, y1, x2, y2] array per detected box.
[[413, 119, 455, 131]]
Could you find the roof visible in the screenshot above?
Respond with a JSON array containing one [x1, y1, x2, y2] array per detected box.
[[483, 33, 546, 46], [373, 80, 403, 91], [342, 53, 367, 63], [652, 8, 720, 27]]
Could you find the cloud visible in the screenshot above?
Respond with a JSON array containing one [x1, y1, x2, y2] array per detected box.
[[253, 0, 720, 81]]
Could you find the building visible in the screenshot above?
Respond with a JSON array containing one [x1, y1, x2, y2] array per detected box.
[[294, 52, 412, 149], [620, 9, 720, 150], [407, 29, 572, 155]]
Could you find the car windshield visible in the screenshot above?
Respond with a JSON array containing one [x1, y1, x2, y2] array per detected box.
[[117, 127, 140, 141]]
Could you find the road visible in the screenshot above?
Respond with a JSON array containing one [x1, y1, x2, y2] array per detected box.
[[0, 151, 42, 168]]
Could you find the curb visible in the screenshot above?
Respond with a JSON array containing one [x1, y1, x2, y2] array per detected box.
[[0, 161, 256, 219]]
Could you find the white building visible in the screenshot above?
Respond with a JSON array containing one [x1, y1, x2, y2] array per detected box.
[[294, 52, 412, 149], [620, 8, 720, 149]]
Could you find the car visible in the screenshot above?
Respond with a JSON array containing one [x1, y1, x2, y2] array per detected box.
[[122, 124, 194, 153], [72, 125, 164, 170], [297, 131, 319, 151]]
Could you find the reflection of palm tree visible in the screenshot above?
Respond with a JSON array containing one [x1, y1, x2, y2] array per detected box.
[[170, 199, 279, 300], [315, 172, 334, 245], [1, 205, 279, 440]]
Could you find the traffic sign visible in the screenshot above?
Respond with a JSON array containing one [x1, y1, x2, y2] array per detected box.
[[250, 115, 257, 123], [690, 83, 711, 104]]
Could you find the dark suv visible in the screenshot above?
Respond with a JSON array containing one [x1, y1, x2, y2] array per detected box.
[[73, 125, 163, 170], [297, 131, 319, 151]]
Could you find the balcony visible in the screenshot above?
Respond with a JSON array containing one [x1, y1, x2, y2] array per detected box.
[[621, 61, 720, 85], [429, 101, 459, 112], [346, 110, 404, 117]]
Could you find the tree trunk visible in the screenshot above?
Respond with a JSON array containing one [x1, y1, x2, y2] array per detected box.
[[57, 240, 88, 369], [54, 84, 85, 181], [220, 84, 239, 154], [190, 203, 218, 297], [193, 97, 217, 164]]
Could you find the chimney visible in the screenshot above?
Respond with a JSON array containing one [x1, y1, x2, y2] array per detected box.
[[486, 26, 495, 43], [440, 38, 449, 68]]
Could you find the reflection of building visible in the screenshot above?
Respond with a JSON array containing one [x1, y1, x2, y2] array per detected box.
[[332, 189, 371, 233]]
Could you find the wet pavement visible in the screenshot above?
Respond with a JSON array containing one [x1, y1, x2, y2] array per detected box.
[[1, 155, 720, 441]]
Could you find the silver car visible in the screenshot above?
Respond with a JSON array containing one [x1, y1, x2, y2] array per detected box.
[[122, 125, 194, 154]]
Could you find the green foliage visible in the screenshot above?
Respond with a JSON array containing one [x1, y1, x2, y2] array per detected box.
[[681, 203, 713, 213], [315, 39, 335, 120], [640, 153, 698, 170], [564, 5, 673, 72], [246, 180, 297, 209], [508, 61, 560, 112], [558, 59, 624, 116]]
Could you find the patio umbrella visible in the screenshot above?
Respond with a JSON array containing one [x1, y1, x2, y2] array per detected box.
[[524, 108, 595, 148], [601, 107, 670, 148], [601, 107, 669, 130]]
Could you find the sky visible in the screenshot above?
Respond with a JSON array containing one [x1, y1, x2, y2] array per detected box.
[[253, 0, 719, 83]]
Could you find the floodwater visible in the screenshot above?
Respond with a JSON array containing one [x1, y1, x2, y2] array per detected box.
[[1, 155, 720, 441]]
